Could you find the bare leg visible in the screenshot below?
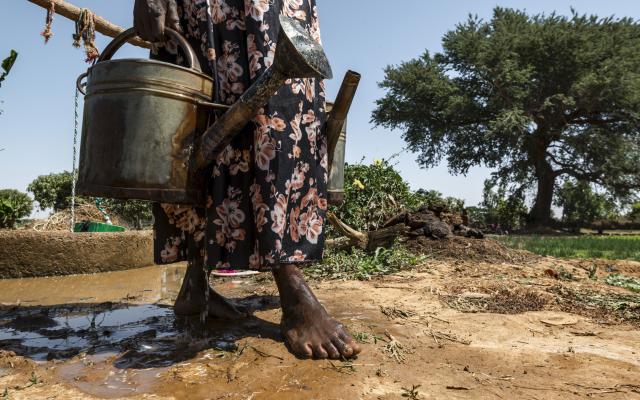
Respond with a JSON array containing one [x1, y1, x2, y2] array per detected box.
[[174, 257, 248, 319], [273, 264, 362, 359]]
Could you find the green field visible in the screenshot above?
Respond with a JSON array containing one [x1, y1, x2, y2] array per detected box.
[[496, 235, 640, 262]]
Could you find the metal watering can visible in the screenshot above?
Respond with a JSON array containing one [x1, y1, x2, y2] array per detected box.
[[76, 15, 359, 205]]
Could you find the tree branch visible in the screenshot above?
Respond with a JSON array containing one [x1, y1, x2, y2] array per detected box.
[[327, 212, 368, 249], [572, 117, 621, 126], [27, 0, 150, 49]]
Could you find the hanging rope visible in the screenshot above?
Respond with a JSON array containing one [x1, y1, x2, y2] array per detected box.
[[73, 8, 100, 63], [70, 85, 80, 231], [41, 1, 55, 43]]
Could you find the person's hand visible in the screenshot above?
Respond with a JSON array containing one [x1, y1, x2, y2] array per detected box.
[[133, 0, 181, 43]]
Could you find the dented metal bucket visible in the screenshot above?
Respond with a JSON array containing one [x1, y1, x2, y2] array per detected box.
[[76, 28, 214, 204]]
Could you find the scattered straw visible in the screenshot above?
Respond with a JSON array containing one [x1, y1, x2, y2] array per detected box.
[[380, 305, 416, 320], [382, 331, 408, 363], [29, 203, 122, 231]]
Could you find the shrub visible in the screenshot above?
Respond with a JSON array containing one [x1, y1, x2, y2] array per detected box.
[[413, 188, 465, 213], [102, 199, 153, 229], [629, 203, 640, 223], [478, 180, 528, 232], [329, 160, 420, 232], [0, 189, 32, 229], [309, 243, 427, 280], [555, 180, 618, 232]]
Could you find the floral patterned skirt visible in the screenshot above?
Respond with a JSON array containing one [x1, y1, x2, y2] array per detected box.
[[152, 0, 328, 271]]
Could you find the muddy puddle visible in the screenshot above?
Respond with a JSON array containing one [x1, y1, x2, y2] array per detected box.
[[0, 265, 287, 398], [0, 265, 280, 359]]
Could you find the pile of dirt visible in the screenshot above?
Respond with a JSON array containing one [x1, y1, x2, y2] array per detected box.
[[382, 205, 484, 240], [330, 204, 534, 264]]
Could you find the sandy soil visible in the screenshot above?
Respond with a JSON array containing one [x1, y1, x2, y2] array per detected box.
[[0, 244, 639, 399]]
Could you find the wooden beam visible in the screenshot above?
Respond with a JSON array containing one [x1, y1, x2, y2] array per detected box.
[[27, 0, 150, 49]]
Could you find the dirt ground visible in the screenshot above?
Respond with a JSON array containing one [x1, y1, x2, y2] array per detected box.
[[0, 239, 639, 399]]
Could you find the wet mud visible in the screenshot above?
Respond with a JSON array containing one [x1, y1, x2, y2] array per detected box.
[[0, 259, 638, 399]]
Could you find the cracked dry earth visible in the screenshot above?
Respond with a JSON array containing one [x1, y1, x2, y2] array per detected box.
[[0, 252, 639, 399]]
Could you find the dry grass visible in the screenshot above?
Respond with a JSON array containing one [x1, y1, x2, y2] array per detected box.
[[441, 286, 549, 314], [547, 284, 640, 326], [25, 203, 124, 231]]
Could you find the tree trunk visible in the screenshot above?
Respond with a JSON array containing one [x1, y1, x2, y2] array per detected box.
[[529, 162, 556, 227]]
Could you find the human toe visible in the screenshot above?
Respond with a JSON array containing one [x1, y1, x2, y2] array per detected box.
[[339, 331, 362, 355], [331, 336, 354, 358], [312, 343, 329, 359], [322, 341, 341, 359]]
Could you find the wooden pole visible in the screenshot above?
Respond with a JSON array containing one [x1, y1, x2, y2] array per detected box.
[[27, 0, 150, 49]]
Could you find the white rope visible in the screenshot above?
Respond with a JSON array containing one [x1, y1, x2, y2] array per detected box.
[[70, 86, 80, 231]]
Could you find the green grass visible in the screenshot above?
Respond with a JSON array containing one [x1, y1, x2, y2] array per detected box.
[[496, 235, 640, 262], [306, 244, 428, 281]]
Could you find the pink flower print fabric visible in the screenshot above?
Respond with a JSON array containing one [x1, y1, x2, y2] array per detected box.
[[152, 0, 328, 270]]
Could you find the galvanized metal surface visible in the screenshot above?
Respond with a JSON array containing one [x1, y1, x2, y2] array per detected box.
[[326, 71, 361, 205], [195, 15, 333, 169], [327, 117, 347, 205], [76, 28, 214, 204]]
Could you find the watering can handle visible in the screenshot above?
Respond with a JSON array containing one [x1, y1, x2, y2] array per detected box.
[[97, 28, 202, 72]]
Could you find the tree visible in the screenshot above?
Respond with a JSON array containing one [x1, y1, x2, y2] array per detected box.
[[0, 189, 32, 229], [479, 180, 528, 232], [555, 180, 618, 232], [28, 172, 75, 211], [629, 202, 640, 223], [372, 8, 640, 227], [27, 171, 152, 229], [101, 198, 153, 229]]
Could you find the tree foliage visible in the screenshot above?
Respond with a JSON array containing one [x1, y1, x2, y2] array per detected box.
[[27, 171, 152, 228], [0, 50, 18, 88], [629, 202, 640, 223], [555, 180, 618, 231], [28, 172, 74, 211], [372, 8, 640, 226], [477, 181, 528, 231], [101, 198, 153, 229], [0, 189, 32, 229]]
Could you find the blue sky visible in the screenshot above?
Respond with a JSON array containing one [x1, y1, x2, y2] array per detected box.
[[1, 0, 638, 213]]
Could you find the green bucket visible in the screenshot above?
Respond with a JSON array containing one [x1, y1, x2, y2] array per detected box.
[[74, 221, 125, 232]]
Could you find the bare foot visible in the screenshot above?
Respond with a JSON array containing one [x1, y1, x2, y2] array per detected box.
[[174, 260, 248, 319], [273, 264, 362, 359]]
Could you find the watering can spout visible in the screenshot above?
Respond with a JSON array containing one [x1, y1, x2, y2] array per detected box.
[[326, 71, 361, 205], [326, 71, 361, 166], [195, 15, 332, 170]]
